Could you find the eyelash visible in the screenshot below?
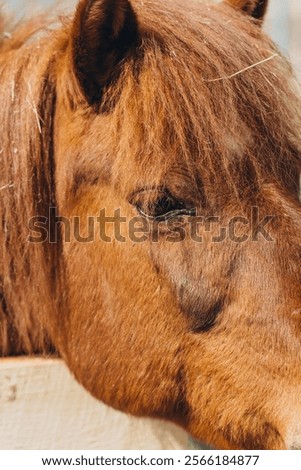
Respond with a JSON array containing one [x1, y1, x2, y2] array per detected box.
[[131, 189, 196, 221]]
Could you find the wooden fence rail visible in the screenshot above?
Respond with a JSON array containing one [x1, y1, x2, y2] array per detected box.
[[0, 358, 190, 450]]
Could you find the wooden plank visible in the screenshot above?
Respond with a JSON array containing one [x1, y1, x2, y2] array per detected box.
[[0, 358, 190, 450]]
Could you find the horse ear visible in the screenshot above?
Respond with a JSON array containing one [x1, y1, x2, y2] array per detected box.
[[225, 0, 269, 21], [71, 0, 139, 106]]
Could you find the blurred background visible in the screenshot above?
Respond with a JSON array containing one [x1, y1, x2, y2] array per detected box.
[[264, 0, 300, 79], [6, 0, 301, 80]]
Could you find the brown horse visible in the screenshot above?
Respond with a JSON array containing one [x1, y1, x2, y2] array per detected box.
[[1, 0, 301, 450]]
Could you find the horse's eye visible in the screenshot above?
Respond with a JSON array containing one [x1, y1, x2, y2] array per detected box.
[[130, 189, 196, 221]]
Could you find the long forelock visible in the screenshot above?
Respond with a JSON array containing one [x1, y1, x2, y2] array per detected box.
[[107, 0, 301, 198]]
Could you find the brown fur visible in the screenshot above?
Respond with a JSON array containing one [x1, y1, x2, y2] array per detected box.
[[1, 0, 301, 449]]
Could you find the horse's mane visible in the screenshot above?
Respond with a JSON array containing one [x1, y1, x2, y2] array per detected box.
[[0, 0, 301, 355], [0, 10, 62, 355]]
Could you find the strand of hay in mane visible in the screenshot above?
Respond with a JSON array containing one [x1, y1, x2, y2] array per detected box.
[[26, 82, 45, 134], [205, 53, 279, 82], [0, 183, 14, 191]]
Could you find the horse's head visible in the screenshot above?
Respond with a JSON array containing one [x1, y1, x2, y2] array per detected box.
[[18, 0, 301, 449]]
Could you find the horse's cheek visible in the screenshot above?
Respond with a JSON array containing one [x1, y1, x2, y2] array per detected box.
[[57, 205, 187, 418]]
